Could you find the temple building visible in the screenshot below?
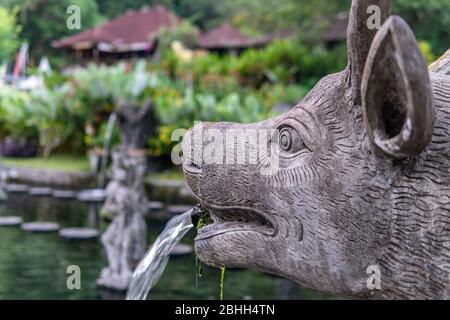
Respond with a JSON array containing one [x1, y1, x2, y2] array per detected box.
[[53, 6, 296, 63], [323, 12, 349, 49], [52, 6, 180, 63], [197, 23, 292, 55]]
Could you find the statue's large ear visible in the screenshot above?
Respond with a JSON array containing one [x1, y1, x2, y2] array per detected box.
[[361, 16, 435, 158]]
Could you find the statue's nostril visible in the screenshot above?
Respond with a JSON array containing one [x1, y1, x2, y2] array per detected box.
[[298, 221, 304, 242]]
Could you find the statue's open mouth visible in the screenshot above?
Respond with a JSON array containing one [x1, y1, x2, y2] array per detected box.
[[195, 205, 277, 241]]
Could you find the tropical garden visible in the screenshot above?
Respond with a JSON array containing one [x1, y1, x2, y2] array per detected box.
[[0, 0, 447, 165]]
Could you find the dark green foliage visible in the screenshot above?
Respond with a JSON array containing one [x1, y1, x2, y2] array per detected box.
[[3, 0, 103, 63], [164, 38, 347, 91], [392, 0, 450, 55]]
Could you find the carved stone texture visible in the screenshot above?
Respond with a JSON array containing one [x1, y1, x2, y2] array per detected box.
[[182, 0, 450, 299], [116, 100, 158, 149], [97, 147, 148, 291], [429, 49, 450, 76]]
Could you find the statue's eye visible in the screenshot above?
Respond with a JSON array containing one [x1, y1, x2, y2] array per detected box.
[[279, 128, 292, 151], [279, 126, 305, 153]]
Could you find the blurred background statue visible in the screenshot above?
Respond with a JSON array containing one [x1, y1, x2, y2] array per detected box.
[[97, 100, 158, 291]]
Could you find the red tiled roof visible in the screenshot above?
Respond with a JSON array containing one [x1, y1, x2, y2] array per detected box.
[[198, 23, 254, 49], [53, 6, 180, 50], [253, 29, 296, 46], [324, 12, 349, 43], [198, 23, 294, 50]]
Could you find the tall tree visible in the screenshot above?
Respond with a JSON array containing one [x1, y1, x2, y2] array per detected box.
[[393, 0, 450, 55], [94, 0, 225, 30], [10, 0, 103, 61], [95, 0, 156, 18], [215, 0, 350, 39], [0, 6, 21, 62]]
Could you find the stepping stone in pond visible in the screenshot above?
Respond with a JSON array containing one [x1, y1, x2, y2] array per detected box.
[[59, 228, 99, 240], [167, 205, 194, 216], [52, 190, 77, 199], [29, 187, 53, 196], [148, 201, 164, 211], [21, 222, 60, 233], [0, 216, 23, 226], [4, 184, 29, 193], [77, 189, 106, 202]]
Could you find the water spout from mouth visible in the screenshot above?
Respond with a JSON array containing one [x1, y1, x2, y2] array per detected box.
[[126, 207, 196, 300]]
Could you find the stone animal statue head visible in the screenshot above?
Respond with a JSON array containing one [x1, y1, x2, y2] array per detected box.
[[116, 100, 158, 149], [182, 0, 450, 299]]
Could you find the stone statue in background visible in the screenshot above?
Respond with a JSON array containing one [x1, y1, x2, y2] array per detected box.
[[97, 100, 158, 291], [182, 0, 450, 299], [0, 163, 7, 201], [116, 100, 159, 150], [0, 183, 7, 202]]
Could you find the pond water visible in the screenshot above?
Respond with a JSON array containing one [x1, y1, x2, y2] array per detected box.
[[0, 194, 330, 300]]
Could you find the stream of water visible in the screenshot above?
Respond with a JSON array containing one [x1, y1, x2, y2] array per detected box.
[[97, 113, 117, 189], [126, 209, 195, 300]]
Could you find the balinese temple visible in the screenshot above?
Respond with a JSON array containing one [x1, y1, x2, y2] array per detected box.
[[323, 12, 349, 49], [197, 23, 292, 55], [52, 6, 180, 64]]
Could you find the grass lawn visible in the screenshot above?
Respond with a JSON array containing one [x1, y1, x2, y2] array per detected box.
[[148, 167, 185, 181], [1, 154, 91, 173]]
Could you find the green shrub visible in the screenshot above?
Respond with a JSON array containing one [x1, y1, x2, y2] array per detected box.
[[162, 38, 347, 92], [0, 86, 36, 140], [419, 40, 437, 65], [1, 48, 331, 159], [27, 85, 74, 157], [0, 84, 75, 157], [68, 61, 167, 149]]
